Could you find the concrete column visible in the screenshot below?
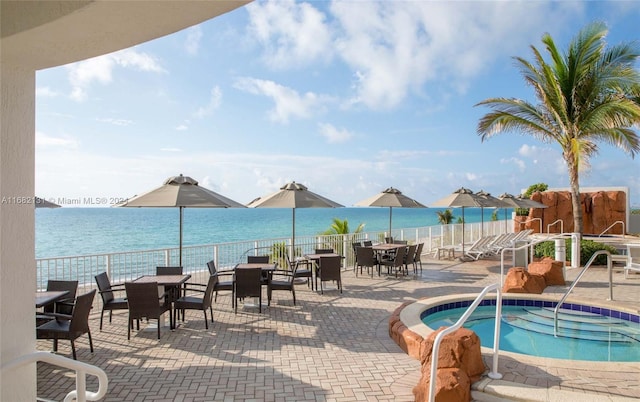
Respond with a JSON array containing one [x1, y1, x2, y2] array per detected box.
[[0, 62, 37, 401]]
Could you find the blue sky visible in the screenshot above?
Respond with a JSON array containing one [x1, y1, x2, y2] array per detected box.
[[35, 1, 640, 208]]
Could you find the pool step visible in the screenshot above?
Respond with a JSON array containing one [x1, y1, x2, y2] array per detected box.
[[503, 312, 640, 343], [526, 307, 629, 325]]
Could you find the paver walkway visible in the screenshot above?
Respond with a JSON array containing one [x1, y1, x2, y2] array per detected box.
[[36, 255, 640, 401]]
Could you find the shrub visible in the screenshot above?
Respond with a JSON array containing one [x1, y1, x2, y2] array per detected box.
[[534, 239, 618, 265]]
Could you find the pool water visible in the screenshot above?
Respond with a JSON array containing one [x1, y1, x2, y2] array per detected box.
[[422, 305, 640, 362]]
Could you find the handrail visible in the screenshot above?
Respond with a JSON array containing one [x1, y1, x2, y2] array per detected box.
[[428, 283, 502, 402], [518, 217, 542, 234], [546, 219, 563, 234], [553, 250, 612, 336], [599, 220, 625, 237], [1, 351, 108, 402], [499, 233, 570, 286]]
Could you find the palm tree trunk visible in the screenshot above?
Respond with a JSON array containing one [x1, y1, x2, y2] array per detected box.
[[567, 156, 583, 234]]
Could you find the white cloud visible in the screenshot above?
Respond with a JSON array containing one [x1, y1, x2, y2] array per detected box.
[[185, 25, 203, 55], [160, 148, 182, 152], [518, 144, 540, 158], [66, 48, 166, 101], [194, 86, 223, 118], [175, 124, 189, 131], [500, 157, 526, 171], [234, 77, 328, 123], [318, 123, 353, 143], [35, 132, 78, 149], [36, 86, 60, 98], [246, 0, 332, 69], [96, 117, 133, 126]]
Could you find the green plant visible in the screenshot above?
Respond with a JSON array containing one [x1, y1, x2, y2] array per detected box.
[[534, 239, 618, 265], [436, 209, 455, 224]]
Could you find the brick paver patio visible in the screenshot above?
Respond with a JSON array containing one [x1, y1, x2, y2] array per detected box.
[[36, 254, 640, 401]]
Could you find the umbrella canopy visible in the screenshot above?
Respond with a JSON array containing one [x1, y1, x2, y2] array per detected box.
[[498, 192, 547, 209], [498, 192, 548, 232], [117, 174, 245, 266], [247, 181, 343, 256], [354, 187, 426, 236], [35, 197, 61, 208], [431, 187, 494, 259]]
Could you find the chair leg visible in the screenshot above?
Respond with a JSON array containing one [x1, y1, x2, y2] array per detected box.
[[157, 319, 161, 340], [127, 318, 131, 340], [203, 310, 209, 330], [99, 311, 104, 331], [70, 340, 76, 360], [88, 330, 93, 353], [53, 338, 58, 352]]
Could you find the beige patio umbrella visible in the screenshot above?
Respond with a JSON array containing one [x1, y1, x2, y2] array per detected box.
[[431, 187, 495, 258], [355, 187, 426, 236], [247, 181, 343, 256], [498, 192, 548, 232], [35, 197, 61, 208], [117, 174, 245, 266]]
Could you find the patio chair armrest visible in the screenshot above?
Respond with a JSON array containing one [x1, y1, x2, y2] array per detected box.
[[39, 312, 72, 322], [182, 287, 206, 294]]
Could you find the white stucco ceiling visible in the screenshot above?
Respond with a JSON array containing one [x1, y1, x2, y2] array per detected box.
[[1, 0, 250, 69]]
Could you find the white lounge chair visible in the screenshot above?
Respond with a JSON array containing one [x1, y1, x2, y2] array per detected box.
[[624, 244, 640, 279]]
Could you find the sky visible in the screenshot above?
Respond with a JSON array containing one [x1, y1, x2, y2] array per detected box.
[[35, 0, 640, 208]]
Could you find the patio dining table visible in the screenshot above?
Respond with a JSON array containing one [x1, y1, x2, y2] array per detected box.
[[35, 290, 69, 309]]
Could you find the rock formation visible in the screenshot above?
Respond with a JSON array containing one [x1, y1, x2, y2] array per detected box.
[[518, 190, 626, 234]]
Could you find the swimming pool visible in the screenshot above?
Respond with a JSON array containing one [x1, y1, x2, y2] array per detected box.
[[419, 297, 640, 362]]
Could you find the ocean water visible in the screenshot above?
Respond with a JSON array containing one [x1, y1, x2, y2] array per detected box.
[[35, 207, 508, 258]]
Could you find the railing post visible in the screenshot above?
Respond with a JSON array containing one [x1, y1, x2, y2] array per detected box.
[[571, 233, 581, 268]]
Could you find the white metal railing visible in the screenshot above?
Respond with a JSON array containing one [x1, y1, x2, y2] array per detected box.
[[599, 220, 625, 237], [36, 221, 510, 289], [428, 283, 503, 402], [546, 219, 563, 234], [2, 351, 108, 402], [553, 250, 613, 336], [518, 217, 542, 233], [499, 233, 571, 286]]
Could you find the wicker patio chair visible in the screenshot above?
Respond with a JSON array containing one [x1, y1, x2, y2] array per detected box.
[[94, 272, 128, 331], [124, 281, 172, 340], [234, 267, 263, 314], [318, 255, 342, 295], [36, 289, 96, 360], [173, 274, 216, 329]]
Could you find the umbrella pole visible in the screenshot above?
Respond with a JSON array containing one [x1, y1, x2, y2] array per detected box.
[[461, 207, 465, 259], [481, 207, 484, 237], [504, 208, 507, 233], [291, 208, 296, 259], [388, 207, 393, 238], [179, 206, 184, 267]]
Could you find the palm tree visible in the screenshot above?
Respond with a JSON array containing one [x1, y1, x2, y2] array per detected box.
[[436, 209, 454, 224], [321, 218, 365, 235], [321, 218, 365, 257], [476, 22, 640, 234]]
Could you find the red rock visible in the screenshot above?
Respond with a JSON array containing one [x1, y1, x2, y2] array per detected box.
[[414, 368, 470, 402], [525, 190, 626, 235], [502, 267, 546, 294], [528, 258, 565, 286]]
